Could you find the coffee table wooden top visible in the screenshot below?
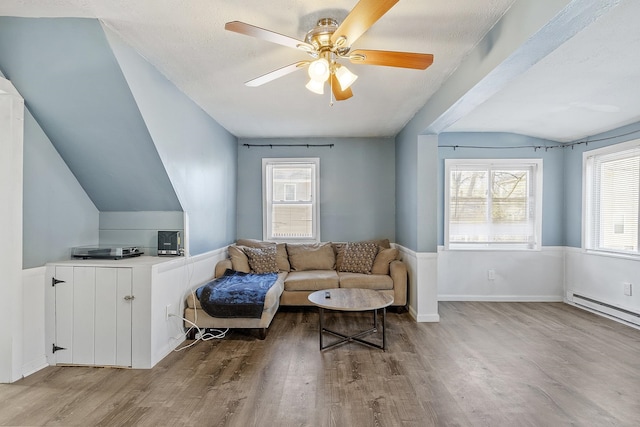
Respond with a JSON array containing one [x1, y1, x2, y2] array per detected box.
[[308, 288, 393, 311]]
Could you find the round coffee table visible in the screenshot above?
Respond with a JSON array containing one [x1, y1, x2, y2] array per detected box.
[[308, 288, 394, 351]]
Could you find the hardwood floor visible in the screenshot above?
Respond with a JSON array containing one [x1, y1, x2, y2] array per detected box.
[[2, 302, 639, 426]]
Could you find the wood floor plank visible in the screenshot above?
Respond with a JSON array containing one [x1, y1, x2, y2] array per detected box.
[[2, 302, 640, 426]]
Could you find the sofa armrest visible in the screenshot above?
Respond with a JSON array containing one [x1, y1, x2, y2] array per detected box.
[[390, 260, 408, 306], [215, 259, 233, 278]]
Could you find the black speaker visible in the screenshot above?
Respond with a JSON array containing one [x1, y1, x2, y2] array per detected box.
[[158, 231, 181, 256]]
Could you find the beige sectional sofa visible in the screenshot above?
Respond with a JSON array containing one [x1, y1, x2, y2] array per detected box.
[[184, 238, 407, 338]]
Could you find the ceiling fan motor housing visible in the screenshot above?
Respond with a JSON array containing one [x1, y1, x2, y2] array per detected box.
[[305, 18, 350, 56]]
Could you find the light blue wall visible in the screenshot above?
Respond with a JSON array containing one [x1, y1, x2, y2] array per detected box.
[[23, 109, 99, 269], [395, 131, 440, 252], [0, 17, 181, 212], [563, 121, 640, 248], [438, 132, 565, 247], [237, 138, 396, 242], [105, 28, 238, 255], [395, 129, 419, 250]]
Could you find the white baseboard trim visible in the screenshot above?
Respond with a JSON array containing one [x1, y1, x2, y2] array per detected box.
[[21, 356, 48, 378], [438, 295, 564, 302], [408, 306, 440, 322], [416, 313, 441, 322]]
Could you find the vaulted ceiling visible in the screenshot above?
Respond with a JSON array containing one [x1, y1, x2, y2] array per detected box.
[[1, 0, 639, 143]]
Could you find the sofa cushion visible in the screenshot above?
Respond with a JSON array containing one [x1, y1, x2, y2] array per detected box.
[[243, 246, 279, 274], [228, 245, 251, 273], [236, 239, 290, 272], [371, 247, 400, 275], [287, 243, 335, 271], [337, 242, 379, 274], [284, 270, 339, 291], [338, 272, 394, 290]]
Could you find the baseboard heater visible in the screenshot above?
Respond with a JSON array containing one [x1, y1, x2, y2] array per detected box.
[[572, 294, 640, 327]]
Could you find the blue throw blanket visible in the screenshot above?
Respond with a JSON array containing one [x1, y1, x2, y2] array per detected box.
[[196, 269, 278, 319]]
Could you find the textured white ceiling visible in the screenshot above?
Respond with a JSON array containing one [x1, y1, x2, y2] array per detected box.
[[1, 0, 638, 142], [0, 0, 515, 138], [447, 0, 640, 142]]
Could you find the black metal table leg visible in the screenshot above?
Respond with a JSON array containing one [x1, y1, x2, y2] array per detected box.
[[318, 307, 387, 351]]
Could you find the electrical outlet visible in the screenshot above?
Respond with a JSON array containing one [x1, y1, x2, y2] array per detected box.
[[165, 304, 172, 320], [487, 269, 495, 280], [623, 282, 632, 296]]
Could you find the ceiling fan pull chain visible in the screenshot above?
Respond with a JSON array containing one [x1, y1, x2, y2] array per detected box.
[[329, 73, 334, 106]]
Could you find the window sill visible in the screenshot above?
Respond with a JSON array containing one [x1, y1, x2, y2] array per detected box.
[[583, 249, 640, 262], [445, 242, 540, 251]]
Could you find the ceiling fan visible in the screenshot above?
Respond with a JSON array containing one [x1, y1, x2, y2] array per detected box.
[[225, 0, 434, 101]]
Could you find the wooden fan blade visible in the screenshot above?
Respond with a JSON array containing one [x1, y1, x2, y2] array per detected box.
[[349, 49, 434, 69], [245, 61, 310, 87], [331, 74, 353, 101], [331, 0, 399, 47], [225, 21, 315, 51]]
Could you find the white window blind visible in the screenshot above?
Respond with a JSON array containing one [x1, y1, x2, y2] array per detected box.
[[263, 158, 320, 242], [584, 142, 640, 255], [445, 159, 542, 250]]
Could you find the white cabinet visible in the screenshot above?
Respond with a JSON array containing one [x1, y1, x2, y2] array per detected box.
[[52, 266, 133, 367], [46, 254, 221, 370]]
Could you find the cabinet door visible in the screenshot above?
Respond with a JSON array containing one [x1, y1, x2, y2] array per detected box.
[[71, 267, 96, 365], [54, 266, 133, 367], [95, 268, 132, 366]]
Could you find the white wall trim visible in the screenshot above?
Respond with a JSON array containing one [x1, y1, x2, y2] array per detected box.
[[439, 295, 564, 302], [22, 266, 48, 378], [564, 246, 640, 328], [1, 83, 24, 383], [437, 245, 564, 302], [396, 245, 440, 323]]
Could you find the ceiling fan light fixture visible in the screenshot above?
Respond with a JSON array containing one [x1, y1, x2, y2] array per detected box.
[[334, 64, 358, 90], [306, 78, 325, 95], [308, 58, 330, 82]]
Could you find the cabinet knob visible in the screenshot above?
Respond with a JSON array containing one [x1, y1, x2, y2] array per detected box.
[[124, 295, 135, 301]]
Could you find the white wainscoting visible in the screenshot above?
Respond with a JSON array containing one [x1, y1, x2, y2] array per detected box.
[[21, 267, 48, 378], [396, 245, 439, 323], [148, 247, 228, 367], [437, 246, 565, 302], [565, 247, 640, 326]]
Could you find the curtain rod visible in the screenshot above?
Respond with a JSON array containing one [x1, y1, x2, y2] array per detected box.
[[439, 129, 640, 152], [242, 143, 334, 149]]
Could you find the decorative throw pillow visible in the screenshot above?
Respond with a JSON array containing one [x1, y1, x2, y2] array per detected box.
[[371, 247, 399, 275], [228, 245, 251, 273], [338, 242, 379, 274], [236, 239, 290, 272], [243, 246, 278, 274]]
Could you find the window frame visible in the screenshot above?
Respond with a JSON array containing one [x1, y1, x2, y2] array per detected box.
[[444, 158, 543, 251], [583, 139, 640, 258], [262, 157, 320, 243]]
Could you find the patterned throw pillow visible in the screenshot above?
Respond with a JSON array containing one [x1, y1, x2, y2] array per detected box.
[[338, 242, 379, 274], [243, 246, 278, 274]]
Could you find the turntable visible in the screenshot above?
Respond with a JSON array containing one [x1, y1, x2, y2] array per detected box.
[[72, 245, 143, 260]]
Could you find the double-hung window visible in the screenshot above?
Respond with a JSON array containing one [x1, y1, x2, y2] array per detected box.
[[445, 158, 543, 250], [584, 140, 640, 256], [263, 158, 320, 242]]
